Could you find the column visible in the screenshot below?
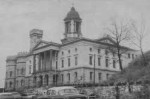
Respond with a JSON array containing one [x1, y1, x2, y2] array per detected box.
[[48, 73, 53, 86], [44, 51, 46, 71], [33, 55, 36, 73], [38, 53, 41, 72], [49, 50, 53, 70], [43, 75, 46, 86]]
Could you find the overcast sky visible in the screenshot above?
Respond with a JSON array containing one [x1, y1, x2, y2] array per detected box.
[[0, 0, 150, 88]]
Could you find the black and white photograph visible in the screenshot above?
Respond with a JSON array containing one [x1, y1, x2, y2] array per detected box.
[[1, 0, 150, 99]]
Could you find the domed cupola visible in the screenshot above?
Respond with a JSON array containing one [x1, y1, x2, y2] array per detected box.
[[62, 7, 82, 44], [64, 7, 81, 21]]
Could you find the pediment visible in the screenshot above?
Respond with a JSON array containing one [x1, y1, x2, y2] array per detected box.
[[100, 39, 115, 44], [34, 41, 49, 50]]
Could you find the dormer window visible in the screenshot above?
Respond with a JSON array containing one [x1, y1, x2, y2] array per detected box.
[[62, 51, 64, 55]]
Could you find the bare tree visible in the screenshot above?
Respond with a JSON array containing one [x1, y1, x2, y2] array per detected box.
[[131, 18, 147, 66], [105, 18, 132, 71]]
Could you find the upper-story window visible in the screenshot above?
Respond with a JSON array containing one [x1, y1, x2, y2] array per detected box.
[[56, 61, 58, 69], [29, 65, 32, 74], [21, 68, 24, 75], [128, 53, 130, 58], [75, 48, 77, 52], [105, 50, 109, 55], [62, 51, 64, 55], [98, 57, 101, 66], [29, 60, 31, 64], [10, 71, 13, 77], [98, 49, 101, 54], [90, 48, 92, 52], [9, 82, 12, 87], [89, 55, 93, 65], [132, 54, 134, 59], [21, 80, 24, 86], [106, 58, 109, 67], [68, 57, 70, 67], [113, 60, 116, 68], [113, 52, 115, 57], [17, 69, 19, 75], [106, 73, 110, 80], [75, 56, 78, 66], [68, 50, 70, 54], [62, 59, 64, 68]]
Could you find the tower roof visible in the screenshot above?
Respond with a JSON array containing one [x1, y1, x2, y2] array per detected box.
[[64, 7, 81, 21]]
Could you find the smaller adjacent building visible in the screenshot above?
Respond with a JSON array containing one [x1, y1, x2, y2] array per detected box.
[[5, 7, 139, 92]]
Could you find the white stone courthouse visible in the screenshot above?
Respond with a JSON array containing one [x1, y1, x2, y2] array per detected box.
[[5, 7, 138, 91]]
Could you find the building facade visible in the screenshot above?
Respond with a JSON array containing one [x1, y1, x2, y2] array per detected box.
[[5, 7, 139, 91]]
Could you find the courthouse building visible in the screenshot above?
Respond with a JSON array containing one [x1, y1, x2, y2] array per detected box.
[[5, 7, 138, 91]]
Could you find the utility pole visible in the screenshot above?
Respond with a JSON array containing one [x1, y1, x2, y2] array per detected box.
[[94, 54, 96, 87]]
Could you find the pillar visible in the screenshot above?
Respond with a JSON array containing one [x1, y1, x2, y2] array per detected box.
[[44, 51, 46, 71], [49, 50, 53, 70], [38, 53, 41, 72], [33, 55, 36, 73]]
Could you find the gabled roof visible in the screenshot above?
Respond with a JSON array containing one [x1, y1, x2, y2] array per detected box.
[[94, 35, 116, 44], [32, 40, 61, 51]]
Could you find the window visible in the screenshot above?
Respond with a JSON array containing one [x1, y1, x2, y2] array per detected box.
[[98, 57, 101, 66], [113, 52, 115, 57], [61, 74, 64, 83], [113, 60, 116, 68], [106, 58, 109, 67], [21, 80, 24, 86], [21, 68, 24, 75], [106, 73, 109, 80], [89, 55, 93, 65], [5, 82, 7, 88], [105, 50, 108, 55], [10, 82, 12, 87], [16, 80, 18, 87], [74, 72, 77, 79], [56, 61, 58, 69], [98, 73, 101, 80], [62, 59, 64, 68], [90, 72, 93, 80], [67, 73, 70, 82], [10, 71, 12, 77], [17, 69, 19, 75], [132, 54, 134, 59], [29, 60, 31, 64], [68, 50, 70, 54], [29, 65, 31, 74], [90, 48, 92, 52], [128, 53, 130, 58], [75, 56, 78, 65], [62, 51, 64, 55], [68, 58, 70, 67], [98, 49, 101, 54], [75, 48, 77, 52]]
